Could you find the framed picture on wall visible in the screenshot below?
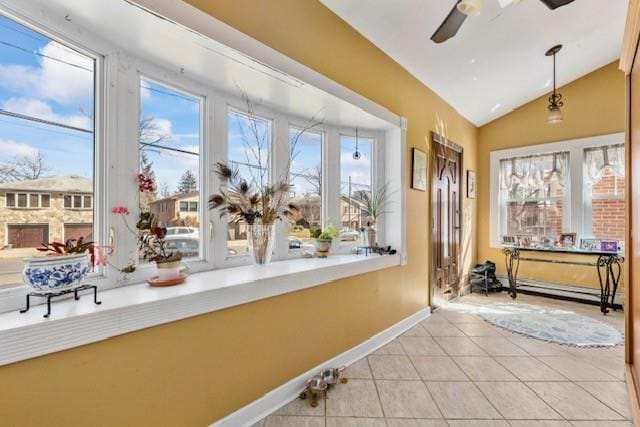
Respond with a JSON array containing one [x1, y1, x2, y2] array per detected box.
[[601, 240, 618, 253], [580, 238, 601, 251], [467, 170, 476, 198], [412, 148, 427, 191]]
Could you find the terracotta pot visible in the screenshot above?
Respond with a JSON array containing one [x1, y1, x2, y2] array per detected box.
[[156, 260, 181, 281]]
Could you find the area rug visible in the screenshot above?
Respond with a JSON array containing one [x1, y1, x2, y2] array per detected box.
[[477, 303, 623, 347]]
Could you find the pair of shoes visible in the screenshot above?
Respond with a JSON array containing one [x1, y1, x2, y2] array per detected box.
[[472, 260, 495, 275]]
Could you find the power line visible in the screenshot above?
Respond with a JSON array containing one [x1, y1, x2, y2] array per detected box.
[[0, 109, 93, 133], [141, 84, 199, 104], [0, 116, 91, 140], [0, 20, 48, 43], [0, 39, 93, 72], [140, 141, 198, 156]]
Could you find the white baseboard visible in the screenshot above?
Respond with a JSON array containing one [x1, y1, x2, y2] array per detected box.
[[210, 307, 432, 426]]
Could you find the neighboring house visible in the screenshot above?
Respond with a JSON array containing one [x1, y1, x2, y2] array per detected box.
[[0, 176, 93, 248], [149, 191, 199, 227], [340, 195, 367, 230]]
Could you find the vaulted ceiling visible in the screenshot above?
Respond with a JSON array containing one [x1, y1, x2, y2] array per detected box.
[[320, 0, 628, 126]]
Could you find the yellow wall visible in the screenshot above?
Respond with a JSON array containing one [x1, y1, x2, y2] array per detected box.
[[477, 62, 626, 288], [0, 1, 477, 425]]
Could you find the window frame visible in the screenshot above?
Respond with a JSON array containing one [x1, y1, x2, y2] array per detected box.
[[0, 5, 400, 315], [337, 130, 380, 253], [130, 72, 211, 278], [489, 133, 625, 248], [4, 192, 50, 209], [64, 194, 93, 210], [284, 123, 327, 257]]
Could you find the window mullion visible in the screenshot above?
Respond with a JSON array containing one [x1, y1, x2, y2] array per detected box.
[[211, 97, 228, 268], [273, 114, 289, 259], [326, 129, 340, 242]]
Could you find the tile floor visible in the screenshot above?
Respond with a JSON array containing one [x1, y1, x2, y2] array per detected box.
[[255, 292, 630, 427]]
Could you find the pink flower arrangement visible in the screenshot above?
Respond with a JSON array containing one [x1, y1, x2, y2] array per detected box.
[[112, 206, 130, 215], [137, 173, 156, 193]]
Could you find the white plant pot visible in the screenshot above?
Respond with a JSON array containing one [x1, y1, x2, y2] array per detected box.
[[156, 260, 181, 281], [22, 253, 91, 294]]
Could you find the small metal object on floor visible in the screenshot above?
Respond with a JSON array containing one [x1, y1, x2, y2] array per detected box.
[[20, 284, 102, 318]]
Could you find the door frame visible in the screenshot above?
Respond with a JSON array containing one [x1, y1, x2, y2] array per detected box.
[[430, 132, 463, 306], [620, 0, 640, 421]]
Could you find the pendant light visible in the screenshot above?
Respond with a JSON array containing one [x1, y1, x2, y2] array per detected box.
[[545, 44, 564, 125], [353, 128, 361, 160], [457, 0, 485, 16]]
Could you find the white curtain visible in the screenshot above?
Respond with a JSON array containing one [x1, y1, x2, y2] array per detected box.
[[584, 144, 625, 185], [499, 151, 569, 198]]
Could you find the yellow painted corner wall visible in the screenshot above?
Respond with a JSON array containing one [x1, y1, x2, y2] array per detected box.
[[0, 1, 477, 425], [477, 61, 625, 288]]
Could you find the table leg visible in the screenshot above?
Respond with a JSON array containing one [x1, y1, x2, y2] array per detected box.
[[596, 255, 611, 315], [503, 248, 520, 299], [608, 255, 622, 311]]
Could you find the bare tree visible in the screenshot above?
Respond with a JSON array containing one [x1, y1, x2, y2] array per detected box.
[[299, 164, 322, 197], [0, 151, 51, 183]]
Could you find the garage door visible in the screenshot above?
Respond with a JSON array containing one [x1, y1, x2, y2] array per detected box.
[[64, 223, 93, 242], [7, 224, 49, 248]]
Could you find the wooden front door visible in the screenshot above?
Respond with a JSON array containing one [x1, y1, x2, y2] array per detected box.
[[431, 134, 462, 305]]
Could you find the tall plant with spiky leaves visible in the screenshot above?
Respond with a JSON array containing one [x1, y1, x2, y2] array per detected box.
[[360, 182, 393, 225]]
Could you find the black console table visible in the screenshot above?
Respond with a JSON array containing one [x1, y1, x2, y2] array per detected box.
[[501, 246, 623, 315]]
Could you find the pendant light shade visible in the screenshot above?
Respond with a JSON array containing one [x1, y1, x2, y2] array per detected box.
[[457, 0, 485, 16], [547, 106, 563, 124]]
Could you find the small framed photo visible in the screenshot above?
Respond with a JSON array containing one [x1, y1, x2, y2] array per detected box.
[[580, 238, 601, 251], [600, 240, 618, 253], [502, 235, 516, 245], [466, 170, 476, 199], [411, 148, 427, 192], [516, 234, 532, 247], [559, 232, 577, 248]]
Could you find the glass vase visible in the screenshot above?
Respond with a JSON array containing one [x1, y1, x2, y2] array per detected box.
[[247, 222, 275, 264]]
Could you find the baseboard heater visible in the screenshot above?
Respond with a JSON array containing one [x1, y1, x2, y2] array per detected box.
[[494, 276, 624, 310]]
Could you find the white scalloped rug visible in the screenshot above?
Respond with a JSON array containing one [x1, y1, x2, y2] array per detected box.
[[477, 303, 623, 347]]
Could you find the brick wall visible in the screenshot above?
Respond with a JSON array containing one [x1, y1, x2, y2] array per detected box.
[[590, 169, 625, 240]]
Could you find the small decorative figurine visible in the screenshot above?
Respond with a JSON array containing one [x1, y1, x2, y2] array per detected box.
[[299, 375, 327, 407], [300, 367, 348, 407], [320, 366, 348, 388]]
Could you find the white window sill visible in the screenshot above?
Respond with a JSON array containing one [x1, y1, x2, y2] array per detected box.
[[0, 253, 400, 366]]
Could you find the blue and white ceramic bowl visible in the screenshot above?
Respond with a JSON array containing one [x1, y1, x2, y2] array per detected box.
[[22, 253, 90, 294]]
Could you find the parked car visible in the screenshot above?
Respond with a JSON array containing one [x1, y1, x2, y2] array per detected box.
[[340, 229, 359, 241], [164, 235, 236, 257], [166, 226, 198, 237], [288, 236, 315, 251]]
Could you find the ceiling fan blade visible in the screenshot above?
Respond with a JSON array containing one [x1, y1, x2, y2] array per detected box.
[[430, 2, 468, 44], [538, 0, 575, 9]]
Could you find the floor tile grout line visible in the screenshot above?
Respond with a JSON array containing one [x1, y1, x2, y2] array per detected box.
[[572, 380, 632, 420], [404, 347, 447, 421], [365, 354, 388, 420], [455, 308, 569, 422]]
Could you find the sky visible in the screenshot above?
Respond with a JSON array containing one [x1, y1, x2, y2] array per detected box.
[[0, 14, 373, 198]]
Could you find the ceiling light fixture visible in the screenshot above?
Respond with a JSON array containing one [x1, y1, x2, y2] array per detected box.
[[457, 0, 485, 16], [545, 44, 564, 125]]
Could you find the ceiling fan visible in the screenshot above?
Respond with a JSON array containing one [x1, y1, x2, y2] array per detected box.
[[431, 0, 575, 43]]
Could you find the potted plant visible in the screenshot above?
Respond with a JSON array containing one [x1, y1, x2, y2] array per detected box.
[[359, 183, 391, 247], [310, 225, 337, 258], [209, 163, 297, 264], [136, 212, 183, 281], [23, 237, 108, 294]]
